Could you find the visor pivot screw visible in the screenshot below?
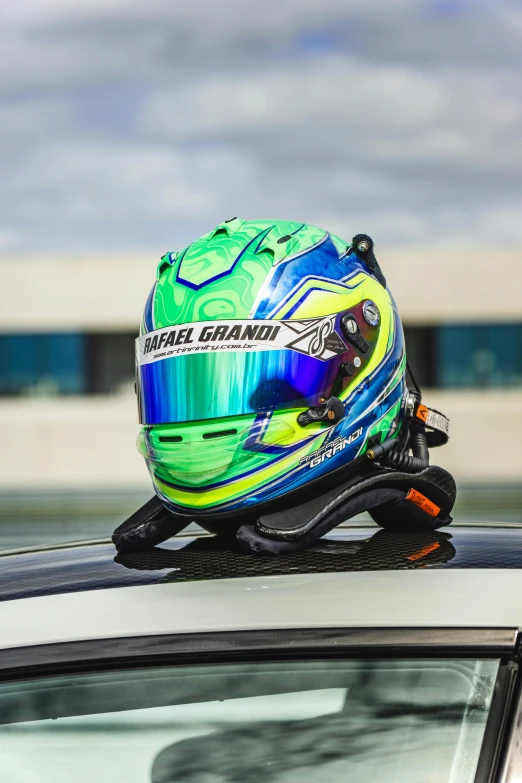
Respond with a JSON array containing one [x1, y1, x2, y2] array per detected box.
[[362, 299, 380, 326], [357, 239, 370, 253], [341, 314, 370, 352], [344, 317, 358, 335], [318, 396, 326, 404], [354, 356, 362, 368]]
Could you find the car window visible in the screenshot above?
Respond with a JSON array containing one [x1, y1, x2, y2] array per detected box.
[[0, 658, 499, 783]]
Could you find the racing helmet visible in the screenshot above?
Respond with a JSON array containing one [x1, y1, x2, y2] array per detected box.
[[135, 219, 410, 526], [114, 218, 455, 554]]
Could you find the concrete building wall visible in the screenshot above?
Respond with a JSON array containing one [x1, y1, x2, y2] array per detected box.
[[0, 394, 149, 490], [0, 389, 520, 489], [1, 247, 521, 490], [2, 247, 522, 330]]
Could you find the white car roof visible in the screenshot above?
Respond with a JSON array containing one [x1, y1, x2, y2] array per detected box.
[[1, 568, 522, 651]]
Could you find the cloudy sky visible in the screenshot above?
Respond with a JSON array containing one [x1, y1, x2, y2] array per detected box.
[[1, 0, 522, 255]]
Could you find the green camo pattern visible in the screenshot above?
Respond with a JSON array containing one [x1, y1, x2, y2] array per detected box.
[[147, 219, 328, 331]]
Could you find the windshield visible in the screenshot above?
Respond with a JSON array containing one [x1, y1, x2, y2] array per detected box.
[[0, 657, 499, 783]]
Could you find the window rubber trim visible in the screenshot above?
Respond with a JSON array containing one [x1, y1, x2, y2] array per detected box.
[[473, 657, 519, 783], [0, 626, 516, 682], [0, 626, 517, 783], [494, 632, 522, 783]]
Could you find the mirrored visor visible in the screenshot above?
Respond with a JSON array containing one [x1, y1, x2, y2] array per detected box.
[[136, 317, 349, 425]]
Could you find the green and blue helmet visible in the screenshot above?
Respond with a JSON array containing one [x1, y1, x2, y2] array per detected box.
[[136, 219, 406, 521]]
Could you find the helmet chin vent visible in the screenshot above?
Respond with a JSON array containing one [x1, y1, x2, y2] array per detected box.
[[203, 428, 237, 440], [158, 435, 183, 443]]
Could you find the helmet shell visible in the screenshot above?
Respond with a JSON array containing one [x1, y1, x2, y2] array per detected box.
[[136, 219, 406, 517]]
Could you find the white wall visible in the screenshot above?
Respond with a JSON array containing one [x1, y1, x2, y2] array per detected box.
[[0, 256, 151, 332], [0, 394, 150, 490], [0, 390, 520, 489], [422, 390, 522, 482], [2, 247, 522, 331], [1, 247, 521, 490], [386, 248, 522, 324]]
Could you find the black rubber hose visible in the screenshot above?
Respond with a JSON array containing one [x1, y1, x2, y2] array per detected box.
[[410, 421, 429, 463], [377, 423, 429, 473], [375, 385, 430, 473]]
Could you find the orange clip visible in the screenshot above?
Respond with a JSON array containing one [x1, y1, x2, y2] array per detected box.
[[405, 488, 440, 517], [416, 404, 429, 423]]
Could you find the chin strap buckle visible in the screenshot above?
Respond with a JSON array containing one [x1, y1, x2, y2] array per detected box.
[[297, 396, 345, 427]]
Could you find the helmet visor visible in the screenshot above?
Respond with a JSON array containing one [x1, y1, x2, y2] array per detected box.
[[136, 317, 350, 425]]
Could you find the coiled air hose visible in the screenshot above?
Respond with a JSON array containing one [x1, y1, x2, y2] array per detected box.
[[367, 367, 430, 474], [377, 419, 429, 473]]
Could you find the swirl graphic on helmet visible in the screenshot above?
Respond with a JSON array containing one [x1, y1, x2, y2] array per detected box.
[[309, 318, 334, 358]]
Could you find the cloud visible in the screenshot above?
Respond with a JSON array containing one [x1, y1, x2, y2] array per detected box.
[[140, 56, 522, 174], [0, 0, 521, 253], [0, 98, 75, 147], [140, 58, 445, 140], [0, 226, 21, 250], [2, 141, 255, 250]]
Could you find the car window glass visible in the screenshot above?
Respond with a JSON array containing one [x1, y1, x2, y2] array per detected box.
[[0, 658, 499, 783]]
